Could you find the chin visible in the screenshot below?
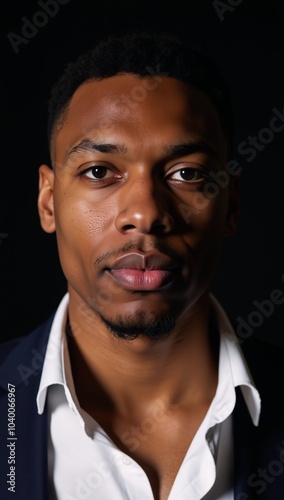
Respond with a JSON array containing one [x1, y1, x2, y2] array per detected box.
[[98, 310, 176, 341]]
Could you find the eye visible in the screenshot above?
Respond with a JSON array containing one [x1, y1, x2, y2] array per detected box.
[[78, 164, 122, 182], [82, 165, 113, 179], [170, 168, 203, 182], [167, 165, 209, 183]]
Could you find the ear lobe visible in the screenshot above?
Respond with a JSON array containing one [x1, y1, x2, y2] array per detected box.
[[37, 164, 56, 233], [224, 176, 240, 237]]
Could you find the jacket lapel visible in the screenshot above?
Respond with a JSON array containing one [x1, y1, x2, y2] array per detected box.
[[233, 379, 284, 499], [0, 316, 53, 500], [233, 386, 257, 498]]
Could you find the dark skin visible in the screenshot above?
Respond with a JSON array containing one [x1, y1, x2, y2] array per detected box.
[[38, 75, 239, 499]]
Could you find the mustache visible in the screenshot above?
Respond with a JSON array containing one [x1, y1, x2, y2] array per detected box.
[[94, 241, 187, 269]]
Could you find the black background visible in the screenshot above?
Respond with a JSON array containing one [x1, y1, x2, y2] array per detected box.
[[1, 0, 283, 345]]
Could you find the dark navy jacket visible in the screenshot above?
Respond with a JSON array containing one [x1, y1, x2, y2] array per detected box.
[[0, 316, 284, 500]]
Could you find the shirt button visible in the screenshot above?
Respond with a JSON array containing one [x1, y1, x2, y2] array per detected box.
[[121, 456, 131, 465]]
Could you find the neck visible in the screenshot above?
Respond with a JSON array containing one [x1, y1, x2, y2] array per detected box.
[[66, 289, 219, 417]]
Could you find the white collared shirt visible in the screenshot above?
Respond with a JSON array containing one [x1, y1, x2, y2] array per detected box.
[[37, 293, 261, 500]]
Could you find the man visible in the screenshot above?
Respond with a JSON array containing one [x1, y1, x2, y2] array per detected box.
[[0, 32, 283, 500]]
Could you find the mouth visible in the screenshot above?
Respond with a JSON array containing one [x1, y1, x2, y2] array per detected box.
[[106, 252, 178, 291]]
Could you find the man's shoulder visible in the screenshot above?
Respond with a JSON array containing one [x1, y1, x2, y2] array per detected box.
[[0, 315, 54, 359], [0, 315, 54, 388]]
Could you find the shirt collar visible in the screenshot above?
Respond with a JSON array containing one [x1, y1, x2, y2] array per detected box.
[[37, 293, 68, 414], [209, 294, 261, 426], [36, 293, 261, 426]]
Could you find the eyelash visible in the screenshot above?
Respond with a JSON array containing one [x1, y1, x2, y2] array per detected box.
[[78, 164, 211, 184], [167, 168, 210, 183], [78, 165, 122, 182]]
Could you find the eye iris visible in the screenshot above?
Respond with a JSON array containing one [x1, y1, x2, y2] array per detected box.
[[180, 168, 196, 180], [92, 166, 107, 178]]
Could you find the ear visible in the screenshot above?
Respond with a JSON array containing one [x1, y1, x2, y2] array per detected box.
[[224, 175, 240, 237], [37, 164, 56, 233]]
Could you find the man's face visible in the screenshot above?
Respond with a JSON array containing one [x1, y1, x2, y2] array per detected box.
[[38, 75, 238, 339]]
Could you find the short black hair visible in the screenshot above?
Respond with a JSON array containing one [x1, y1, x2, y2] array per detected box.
[[48, 32, 233, 151]]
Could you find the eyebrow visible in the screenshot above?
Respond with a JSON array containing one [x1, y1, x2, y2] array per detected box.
[[65, 138, 219, 161], [66, 139, 128, 160], [163, 141, 219, 159]]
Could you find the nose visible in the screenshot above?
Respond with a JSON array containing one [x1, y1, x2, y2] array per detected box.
[[115, 178, 174, 235]]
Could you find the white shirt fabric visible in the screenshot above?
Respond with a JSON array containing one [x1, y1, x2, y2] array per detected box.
[[37, 293, 261, 500]]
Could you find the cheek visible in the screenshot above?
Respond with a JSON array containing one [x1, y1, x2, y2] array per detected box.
[[183, 188, 228, 237], [186, 193, 229, 282], [53, 190, 115, 260], [176, 178, 228, 221]]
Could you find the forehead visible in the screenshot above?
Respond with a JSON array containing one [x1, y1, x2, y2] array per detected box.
[[53, 75, 227, 162]]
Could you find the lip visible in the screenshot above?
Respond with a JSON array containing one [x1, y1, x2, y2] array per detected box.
[[106, 252, 178, 291], [110, 252, 177, 271]]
